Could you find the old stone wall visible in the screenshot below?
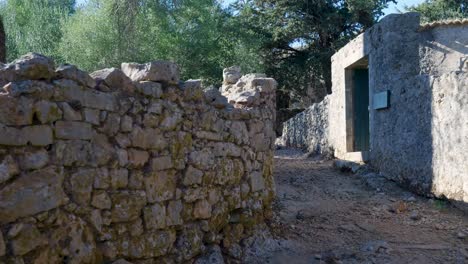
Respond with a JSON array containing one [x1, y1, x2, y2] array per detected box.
[[277, 97, 332, 156], [0, 54, 276, 263], [275, 108, 304, 137]]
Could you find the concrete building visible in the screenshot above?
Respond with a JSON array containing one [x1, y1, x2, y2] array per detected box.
[[281, 13, 468, 206]]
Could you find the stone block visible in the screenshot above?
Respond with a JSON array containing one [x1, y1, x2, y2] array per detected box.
[[0, 167, 67, 223], [3, 80, 55, 99], [23, 125, 53, 146], [99, 112, 120, 136], [0, 155, 19, 185], [46, 215, 100, 262], [160, 112, 182, 130], [0, 230, 4, 256], [184, 79, 202, 89], [142, 113, 160, 128], [252, 133, 270, 152], [33, 100, 62, 124], [92, 191, 112, 209], [19, 150, 49, 170], [117, 149, 128, 166], [194, 245, 224, 264], [122, 61, 180, 83], [54, 121, 93, 140], [204, 88, 230, 109], [9, 224, 45, 256], [70, 168, 95, 205], [183, 188, 207, 203], [189, 149, 214, 170], [127, 149, 149, 168], [145, 170, 176, 203], [151, 156, 173, 171], [56, 79, 118, 111], [166, 200, 183, 226], [0, 95, 33, 125], [54, 140, 92, 166], [84, 108, 100, 125], [183, 166, 203, 186], [147, 101, 163, 114], [59, 102, 82, 121], [56, 64, 96, 88], [128, 171, 144, 190], [120, 115, 133, 132], [211, 142, 242, 157], [93, 168, 110, 190], [230, 121, 249, 145], [0, 125, 26, 146], [9, 53, 55, 80], [135, 81, 163, 98], [129, 218, 144, 237], [175, 225, 204, 260], [130, 127, 167, 150], [90, 67, 135, 93], [193, 199, 212, 219], [249, 171, 265, 192], [127, 230, 176, 258], [111, 191, 146, 223], [143, 203, 166, 230], [115, 133, 131, 148], [91, 133, 114, 166], [110, 168, 129, 189], [89, 209, 103, 232], [195, 131, 223, 141], [223, 66, 241, 84]]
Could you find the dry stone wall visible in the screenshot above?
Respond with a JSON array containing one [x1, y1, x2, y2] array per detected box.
[[0, 53, 276, 263], [277, 97, 331, 156]]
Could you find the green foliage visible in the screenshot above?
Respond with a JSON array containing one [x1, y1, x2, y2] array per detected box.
[[0, 0, 74, 62], [233, 0, 395, 106], [408, 0, 467, 22], [59, 0, 264, 85], [1, 0, 263, 85], [0, 0, 401, 98]]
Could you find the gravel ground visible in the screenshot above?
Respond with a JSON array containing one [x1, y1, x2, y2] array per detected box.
[[240, 148, 468, 264]]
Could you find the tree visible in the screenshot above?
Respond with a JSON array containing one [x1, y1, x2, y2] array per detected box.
[[0, 15, 5, 63], [59, 0, 263, 85], [408, 0, 467, 22], [233, 0, 396, 107], [0, 0, 75, 62]]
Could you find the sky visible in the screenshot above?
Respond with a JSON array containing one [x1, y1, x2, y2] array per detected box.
[[383, 0, 425, 14], [76, 0, 426, 16]]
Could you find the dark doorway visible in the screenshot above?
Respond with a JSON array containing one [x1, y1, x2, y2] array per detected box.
[[352, 69, 370, 151]]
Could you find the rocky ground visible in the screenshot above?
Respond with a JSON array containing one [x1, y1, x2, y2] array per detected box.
[[239, 148, 468, 264]]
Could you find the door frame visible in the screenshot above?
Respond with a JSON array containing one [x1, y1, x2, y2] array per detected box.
[[345, 56, 370, 153]]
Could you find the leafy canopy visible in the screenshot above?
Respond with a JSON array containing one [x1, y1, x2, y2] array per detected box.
[[1, 0, 263, 86], [408, 0, 467, 22], [233, 0, 396, 107], [0, 0, 75, 62]]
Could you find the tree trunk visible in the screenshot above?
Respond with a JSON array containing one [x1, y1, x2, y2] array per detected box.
[[0, 16, 5, 63]]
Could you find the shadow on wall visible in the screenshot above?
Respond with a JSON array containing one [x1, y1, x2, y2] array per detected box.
[[363, 13, 467, 209], [421, 24, 468, 210]]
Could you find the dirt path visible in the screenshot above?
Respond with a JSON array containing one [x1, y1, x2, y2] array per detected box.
[[242, 148, 468, 264]]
